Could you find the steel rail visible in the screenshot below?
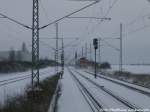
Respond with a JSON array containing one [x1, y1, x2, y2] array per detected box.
[[68, 68, 105, 112], [73, 69, 142, 111], [0, 69, 55, 87], [86, 71, 150, 97]]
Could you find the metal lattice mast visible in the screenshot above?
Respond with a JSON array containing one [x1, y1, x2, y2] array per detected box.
[[82, 46, 84, 57], [85, 42, 87, 58], [61, 38, 64, 74], [32, 0, 39, 89], [98, 38, 101, 64], [75, 51, 77, 67], [90, 43, 92, 61], [119, 23, 123, 72], [55, 23, 59, 73]]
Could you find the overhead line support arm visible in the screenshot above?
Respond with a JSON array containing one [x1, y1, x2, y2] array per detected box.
[[0, 13, 32, 29], [39, 1, 99, 30]]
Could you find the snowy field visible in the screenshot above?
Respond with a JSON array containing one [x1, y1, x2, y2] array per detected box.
[[0, 67, 56, 104], [111, 65, 150, 74]]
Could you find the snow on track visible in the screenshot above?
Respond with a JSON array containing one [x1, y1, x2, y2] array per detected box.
[[76, 68, 150, 109], [70, 68, 135, 110], [96, 71, 150, 96], [111, 65, 150, 74], [57, 68, 92, 112]]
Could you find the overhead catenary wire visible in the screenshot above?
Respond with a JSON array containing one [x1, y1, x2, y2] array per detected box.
[[39, 40, 59, 51], [39, 1, 99, 29], [103, 5, 150, 38], [124, 24, 150, 37], [40, 38, 79, 50], [39, 0, 50, 21], [108, 23, 150, 38], [88, 0, 119, 37], [102, 39, 120, 51], [0, 13, 31, 29]]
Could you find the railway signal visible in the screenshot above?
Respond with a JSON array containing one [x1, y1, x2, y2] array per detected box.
[[93, 38, 98, 78]]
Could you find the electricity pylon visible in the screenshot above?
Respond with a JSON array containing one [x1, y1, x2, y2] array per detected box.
[[31, 0, 100, 89], [55, 23, 59, 74], [32, 0, 40, 89]]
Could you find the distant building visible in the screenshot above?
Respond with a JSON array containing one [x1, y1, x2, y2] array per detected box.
[[0, 42, 32, 62]]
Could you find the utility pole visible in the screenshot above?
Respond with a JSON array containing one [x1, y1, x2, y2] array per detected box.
[[82, 46, 84, 57], [90, 43, 92, 61], [85, 42, 87, 58], [61, 38, 64, 78], [94, 48, 97, 78], [55, 23, 59, 74], [75, 51, 77, 68], [93, 38, 98, 78], [98, 38, 101, 65], [32, 0, 40, 89], [120, 23, 123, 72]]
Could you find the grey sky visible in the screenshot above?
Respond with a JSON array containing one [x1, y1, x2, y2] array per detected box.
[[0, 0, 150, 64]]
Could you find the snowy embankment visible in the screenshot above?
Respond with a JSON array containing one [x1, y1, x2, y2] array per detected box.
[[77, 69, 150, 110], [0, 67, 56, 104], [111, 65, 150, 74], [87, 70, 150, 95]]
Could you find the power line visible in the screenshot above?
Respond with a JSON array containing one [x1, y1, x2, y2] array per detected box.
[[102, 39, 120, 51], [39, 40, 56, 51], [104, 11, 150, 38], [66, 16, 111, 20], [110, 23, 150, 38], [89, 0, 119, 37], [0, 13, 31, 29], [39, 1, 99, 29], [39, 0, 50, 21], [126, 12, 150, 27], [124, 24, 150, 37]]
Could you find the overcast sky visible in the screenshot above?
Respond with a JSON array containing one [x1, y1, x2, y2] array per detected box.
[[0, 0, 150, 64]]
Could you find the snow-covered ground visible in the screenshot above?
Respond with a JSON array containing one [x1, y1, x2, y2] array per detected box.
[[57, 68, 92, 112], [71, 70, 131, 110], [111, 65, 150, 74], [54, 67, 150, 111], [76, 69, 150, 110], [0, 67, 56, 104]]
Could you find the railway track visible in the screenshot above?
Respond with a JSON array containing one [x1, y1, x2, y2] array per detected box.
[[0, 70, 54, 87], [68, 68, 105, 112], [0, 74, 31, 87], [85, 71, 150, 97], [70, 68, 142, 112], [99, 71, 150, 89]]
